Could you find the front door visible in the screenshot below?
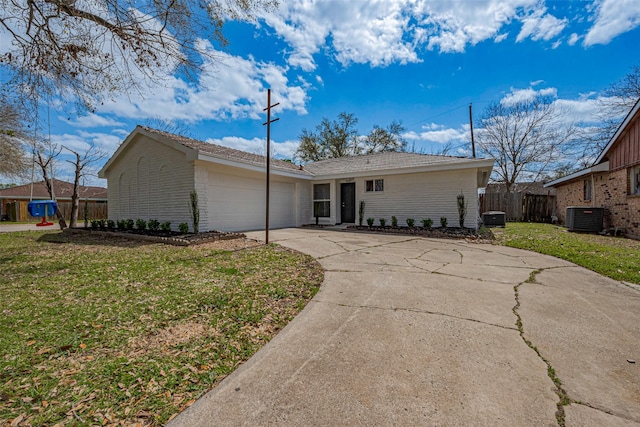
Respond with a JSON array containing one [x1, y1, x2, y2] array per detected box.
[[340, 183, 355, 223]]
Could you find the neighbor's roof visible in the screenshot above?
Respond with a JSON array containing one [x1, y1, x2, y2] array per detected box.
[[0, 179, 107, 200], [485, 182, 556, 195], [303, 151, 494, 178]]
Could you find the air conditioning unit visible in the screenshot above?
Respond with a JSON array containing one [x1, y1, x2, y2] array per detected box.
[[483, 211, 506, 227], [565, 207, 604, 232]]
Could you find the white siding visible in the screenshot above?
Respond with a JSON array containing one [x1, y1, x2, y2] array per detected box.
[[305, 169, 480, 228], [104, 134, 194, 230], [203, 163, 302, 232]]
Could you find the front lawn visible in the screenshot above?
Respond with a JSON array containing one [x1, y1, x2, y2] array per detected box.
[[0, 231, 323, 426], [493, 222, 640, 284]]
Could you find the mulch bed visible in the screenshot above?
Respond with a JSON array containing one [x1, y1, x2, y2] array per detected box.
[[345, 225, 494, 241], [64, 228, 246, 246]]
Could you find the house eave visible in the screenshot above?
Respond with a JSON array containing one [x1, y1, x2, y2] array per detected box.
[[544, 161, 610, 188], [310, 158, 494, 181], [196, 153, 314, 180], [595, 98, 640, 164]]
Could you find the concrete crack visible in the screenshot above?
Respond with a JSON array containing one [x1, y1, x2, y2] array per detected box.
[[312, 299, 518, 331], [513, 269, 570, 427]]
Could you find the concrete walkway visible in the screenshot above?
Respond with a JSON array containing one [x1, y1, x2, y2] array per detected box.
[[169, 228, 640, 426]]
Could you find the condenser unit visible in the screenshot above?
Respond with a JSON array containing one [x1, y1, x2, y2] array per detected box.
[[565, 207, 604, 232], [482, 211, 506, 227]]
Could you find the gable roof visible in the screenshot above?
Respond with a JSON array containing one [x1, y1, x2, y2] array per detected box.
[[100, 126, 494, 180], [595, 97, 640, 165], [0, 179, 107, 200], [543, 161, 610, 188], [99, 126, 312, 178], [303, 151, 493, 178]]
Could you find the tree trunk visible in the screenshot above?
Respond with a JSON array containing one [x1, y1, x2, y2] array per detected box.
[[69, 151, 81, 228], [36, 152, 67, 229]]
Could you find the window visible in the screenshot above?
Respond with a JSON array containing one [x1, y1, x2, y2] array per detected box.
[[631, 165, 640, 195], [583, 179, 592, 201], [313, 183, 330, 217], [365, 179, 384, 192]]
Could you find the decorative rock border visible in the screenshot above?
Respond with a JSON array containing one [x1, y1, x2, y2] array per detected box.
[[346, 225, 489, 241], [63, 228, 245, 246]]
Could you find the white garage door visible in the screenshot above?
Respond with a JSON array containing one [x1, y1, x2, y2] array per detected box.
[[207, 171, 296, 231]]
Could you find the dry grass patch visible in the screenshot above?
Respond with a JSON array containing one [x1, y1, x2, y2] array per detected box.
[[0, 231, 323, 426]]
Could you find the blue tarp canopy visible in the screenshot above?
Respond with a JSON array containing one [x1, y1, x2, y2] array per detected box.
[[27, 200, 58, 217]]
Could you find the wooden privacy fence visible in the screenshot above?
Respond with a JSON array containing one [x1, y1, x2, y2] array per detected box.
[[480, 192, 556, 223], [5, 201, 108, 222]]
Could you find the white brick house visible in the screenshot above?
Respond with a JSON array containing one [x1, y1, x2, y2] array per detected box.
[[98, 126, 494, 232]]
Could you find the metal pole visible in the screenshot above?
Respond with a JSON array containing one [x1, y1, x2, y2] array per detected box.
[[469, 103, 476, 158], [263, 89, 279, 245]]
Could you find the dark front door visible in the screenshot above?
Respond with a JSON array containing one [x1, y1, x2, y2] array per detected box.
[[340, 183, 356, 223]]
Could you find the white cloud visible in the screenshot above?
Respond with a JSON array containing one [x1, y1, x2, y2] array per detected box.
[[494, 33, 509, 43], [404, 123, 470, 144], [206, 136, 299, 160], [584, 0, 640, 46], [68, 114, 126, 129], [516, 7, 567, 42], [500, 86, 558, 106], [259, 0, 568, 70], [99, 41, 308, 122], [567, 32, 580, 45]]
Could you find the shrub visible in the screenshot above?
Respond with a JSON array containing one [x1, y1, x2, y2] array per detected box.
[[148, 219, 160, 231], [179, 222, 189, 233], [136, 219, 147, 230], [457, 192, 467, 228], [422, 218, 433, 228], [160, 221, 171, 232], [366, 217, 374, 227], [189, 190, 200, 234], [90, 220, 99, 230], [358, 200, 366, 226], [406, 218, 415, 227], [106, 219, 115, 230], [116, 219, 126, 230], [391, 216, 398, 227], [125, 219, 135, 230], [379, 218, 386, 227], [440, 217, 448, 228], [97, 219, 107, 230]]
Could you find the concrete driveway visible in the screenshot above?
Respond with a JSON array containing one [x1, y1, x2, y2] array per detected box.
[[169, 228, 640, 426]]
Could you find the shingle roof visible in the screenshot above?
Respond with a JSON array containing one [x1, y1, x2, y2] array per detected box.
[[0, 179, 107, 199], [303, 151, 489, 176], [141, 127, 312, 176]]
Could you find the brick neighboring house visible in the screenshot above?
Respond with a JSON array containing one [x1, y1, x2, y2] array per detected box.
[[0, 179, 108, 222], [544, 98, 640, 237]]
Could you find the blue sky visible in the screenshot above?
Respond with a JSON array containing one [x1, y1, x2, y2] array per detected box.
[[9, 0, 640, 186]]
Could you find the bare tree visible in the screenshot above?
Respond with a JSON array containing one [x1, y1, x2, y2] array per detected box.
[[579, 65, 640, 159], [62, 144, 106, 228], [0, 0, 278, 108], [476, 96, 574, 194], [0, 96, 29, 179]]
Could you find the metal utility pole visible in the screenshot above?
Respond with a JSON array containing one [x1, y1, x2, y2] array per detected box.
[[263, 89, 279, 245], [469, 103, 476, 158]]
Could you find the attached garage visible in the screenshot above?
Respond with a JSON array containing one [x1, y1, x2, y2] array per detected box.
[[206, 169, 297, 232]]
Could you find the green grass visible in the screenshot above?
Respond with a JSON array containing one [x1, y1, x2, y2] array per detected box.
[[493, 222, 640, 284], [0, 231, 323, 426]]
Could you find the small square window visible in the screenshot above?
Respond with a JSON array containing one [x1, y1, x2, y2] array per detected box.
[[584, 179, 592, 201], [365, 179, 384, 192], [631, 166, 640, 195]]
